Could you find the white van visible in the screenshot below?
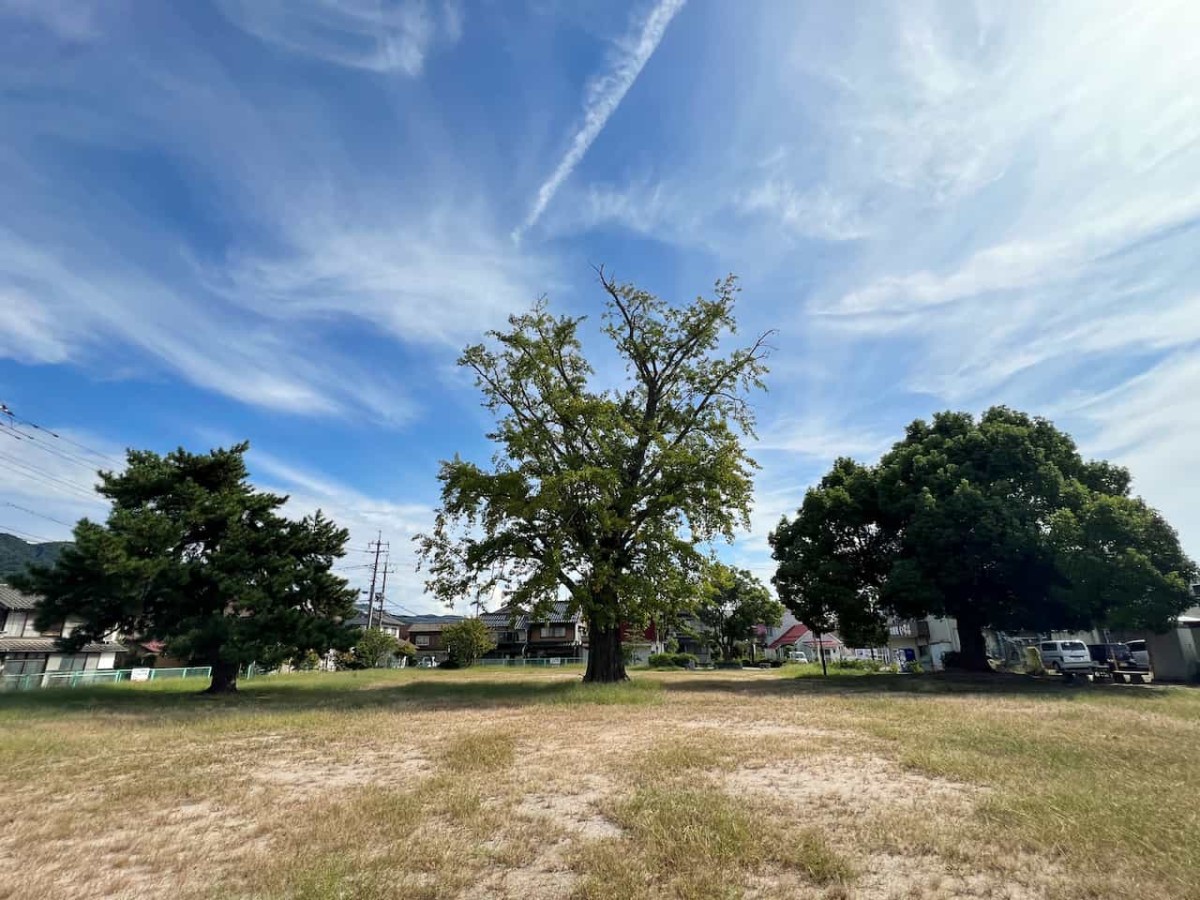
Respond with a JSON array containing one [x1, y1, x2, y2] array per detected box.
[[1039, 640, 1092, 674], [786, 650, 809, 664]]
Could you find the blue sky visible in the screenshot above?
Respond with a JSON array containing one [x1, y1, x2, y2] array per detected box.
[[3, 0, 1200, 614]]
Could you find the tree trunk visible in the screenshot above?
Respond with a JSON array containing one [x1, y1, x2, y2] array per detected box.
[[956, 615, 991, 672], [204, 660, 239, 694], [584, 622, 628, 684]]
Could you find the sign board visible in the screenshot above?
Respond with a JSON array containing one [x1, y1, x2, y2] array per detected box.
[[130, 667, 151, 682], [549, 658, 561, 666]]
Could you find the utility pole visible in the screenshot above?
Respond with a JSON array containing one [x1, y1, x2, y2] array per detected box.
[[365, 533, 388, 629], [378, 552, 392, 624]]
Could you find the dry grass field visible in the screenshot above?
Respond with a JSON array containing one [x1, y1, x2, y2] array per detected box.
[[2, 666, 1198, 900]]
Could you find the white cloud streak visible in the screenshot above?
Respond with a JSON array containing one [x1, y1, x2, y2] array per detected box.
[[514, 0, 687, 240], [249, 450, 465, 615], [216, 0, 463, 75]]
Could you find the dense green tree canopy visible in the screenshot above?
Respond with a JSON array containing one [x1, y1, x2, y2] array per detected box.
[[694, 564, 783, 661], [417, 270, 770, 683], [13, 443, 358, 692], [442, 618, 496, 667], [346, 628, 403, 669], [771, 408, 1196, 670]]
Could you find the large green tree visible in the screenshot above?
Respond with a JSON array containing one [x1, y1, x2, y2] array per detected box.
[[771, 408, 1196, 671], [770, 457, 893, 671], [694, 564, 784, 661], [13, 443, 358, 692], [416, 270, 770, 683]]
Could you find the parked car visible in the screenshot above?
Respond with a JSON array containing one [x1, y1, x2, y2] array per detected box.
[[1087, 642, 1134, 670], [416, 657, 438, 669], [786, 650, 809, 664], [1039, 640, 1092, 674], [1125, 639, 1150, 669]]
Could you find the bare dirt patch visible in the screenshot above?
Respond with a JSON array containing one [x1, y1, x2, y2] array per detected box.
[[248, 747, 432, 795], [726, 752, 979, 820], [516, 774, 623, 839]]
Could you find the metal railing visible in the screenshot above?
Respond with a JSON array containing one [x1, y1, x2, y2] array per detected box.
[[0, 666, 212, 692]]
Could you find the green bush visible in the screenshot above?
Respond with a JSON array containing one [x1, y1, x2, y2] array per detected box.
[[438, 657, 461, 670], [907, 661, 924, 675], [831, 658, 868, 670], [649, 652, 699, 668]]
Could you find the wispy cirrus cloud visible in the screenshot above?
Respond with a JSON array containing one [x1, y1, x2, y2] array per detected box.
[[216, 0, 464, 75], [248, 450, 467, 615], [514, 0, 687, 240]]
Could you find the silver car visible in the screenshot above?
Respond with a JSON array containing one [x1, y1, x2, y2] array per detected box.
[[1039, 640, 1092, 673]]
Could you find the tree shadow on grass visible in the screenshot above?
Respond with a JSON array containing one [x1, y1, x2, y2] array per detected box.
[[0, 670, 1176, 722], [660, 670, 1174, 701], [0, 672, 661, 720]]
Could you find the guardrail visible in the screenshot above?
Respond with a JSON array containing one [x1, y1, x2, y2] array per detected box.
[[0, 666, 212, 692]]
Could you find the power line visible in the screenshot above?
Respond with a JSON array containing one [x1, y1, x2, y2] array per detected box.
[[0, 403, 124, 468], [0, 420, 106, 474], [0, 523, 60, 543], [0, 449, 100, 502], [1, 502, 76, 529]]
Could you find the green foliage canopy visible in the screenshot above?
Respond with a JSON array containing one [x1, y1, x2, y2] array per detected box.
[[417, 271, 770, 683], [12, 443, 359, 692], [771, 408, 1197, 670], [442, 618, 496, 667], [693, 563, 783, 661]]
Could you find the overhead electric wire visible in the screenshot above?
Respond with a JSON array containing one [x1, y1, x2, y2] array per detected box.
[[0, 501, 76, 529], [0, 450, 100, 502], [0, 403, 124, 468], [0, 523, 60, 543], [0, 421, 108, 474]]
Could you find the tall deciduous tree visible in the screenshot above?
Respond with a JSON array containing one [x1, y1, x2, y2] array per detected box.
[[694, 564, 783, 661], [12, 443, 358, 692], [771, 408, 1197, 672], [416, 270, 770, 683]]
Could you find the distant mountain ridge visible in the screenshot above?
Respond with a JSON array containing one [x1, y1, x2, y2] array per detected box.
[[0, 533, 71, 579]]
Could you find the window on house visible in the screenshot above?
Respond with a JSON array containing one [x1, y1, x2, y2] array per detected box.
[[414, 634, 430, 646], [546, 625, 566, 638], [2, 653, 48, 675], [57, 655, 89, 672]]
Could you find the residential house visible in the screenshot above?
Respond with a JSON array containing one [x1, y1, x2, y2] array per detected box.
[[479, 606, 529, 658], [887, 616, 961, 670], [482, 602, 585, 660], [346, 607, 411, 641], [0, 584, 125, 679], [406, 615, 464, 661]]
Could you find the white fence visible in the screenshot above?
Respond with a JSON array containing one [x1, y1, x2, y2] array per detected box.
[[0, 666, 212, 692], [477, 657, 583, 667]]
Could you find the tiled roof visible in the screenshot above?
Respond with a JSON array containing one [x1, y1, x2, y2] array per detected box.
[[0, 583, 40, 611], [347, 608, 409, 629], [768, 623, 810, 650], [480, 606, 529, 629], [482, 601, 581, 628], [406, 620, 455, 632], [0, 637, 126, 653]]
